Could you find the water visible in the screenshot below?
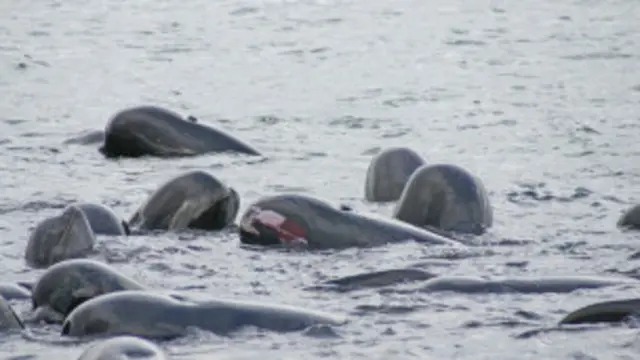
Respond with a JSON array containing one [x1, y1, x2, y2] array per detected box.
[[1, 0, 639, 358]]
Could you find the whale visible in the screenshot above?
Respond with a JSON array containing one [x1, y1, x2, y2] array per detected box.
[[62, 290, 347, 339], [617, 204, 640, 231], [307, 268, 437, 292], [315, 273, 639, 294], [392, 163, 493, 235], [77, 336, 169, 360], [30, 259, 145, 323], [238, 194, 464, 250], [0, 283, 31, 300], [559, 298, 640, 325], [75, 202, 129, 236], [364, 147, 425, 202], [99, 105, 260, 158], [128, 170, 239, 231], [414, 275, 639, 294], [25, 205, 96, 268]]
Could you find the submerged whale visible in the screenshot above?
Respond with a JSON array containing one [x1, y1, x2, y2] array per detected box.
[[392, 164, 493, 235], [128, 170, 239, 231], [617, 204, 640, 231], [238, 193, 463, 249], [317, 272, 639, 294], [559, 298, 640, 325], [25, 205, 96, 268], [0, 283, 31, 301], [99, 105, 260, 158], [62, 290, 347, 339], [364, 147, 425, 202], [77, 336, 169, 360]]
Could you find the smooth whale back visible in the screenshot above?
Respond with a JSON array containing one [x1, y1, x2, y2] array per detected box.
[[74, 202, 129, 236], [63, 290, 346, 339], [128, 170, 239, 231], [418, 275, 639, 294], [101, 106, 260, 158], [559, 298, 640, 325], [25, 205, 97, 269], [365, 147, 425, 202], [617, 204, 640, 230], [32, 259, 145, 321], [77, 336, 170, 360], [239, 194, 463, 249], [393, 164, 493, 234]]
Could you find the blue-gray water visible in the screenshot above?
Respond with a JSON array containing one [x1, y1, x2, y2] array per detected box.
[[2, 0, 640, 358]]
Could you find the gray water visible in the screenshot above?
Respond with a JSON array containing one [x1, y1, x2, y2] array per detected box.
[[1, 0, 640, 358]]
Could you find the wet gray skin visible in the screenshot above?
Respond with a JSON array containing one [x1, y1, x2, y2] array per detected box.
[[392, 163, 493, 235], [0, 283, 31, 300], [413, 275, 640, 294], [559, 298, 640, 325], [25, 205, 97, 269], [30, 259, 145, 324], [62, 290, 347, 339], [128, 170, 239, 231], [364, 147, 425, 202], [312, 268, 437, 291], [77, 336, 170, 360], [617, 204, 640, 230], [239, 193, 464, 250], [99, 105, 261, 158], [0, 296, 24, 331], [73, 202, 129, 236]]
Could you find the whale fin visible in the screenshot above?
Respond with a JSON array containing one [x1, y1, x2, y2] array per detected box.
[[168, 200, 207, 230]]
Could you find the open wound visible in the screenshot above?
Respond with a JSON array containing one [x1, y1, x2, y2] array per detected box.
[[240, 206, 308, 246]]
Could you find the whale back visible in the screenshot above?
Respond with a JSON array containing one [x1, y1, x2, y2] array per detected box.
[[32, 259, 145, 321], [365, 147, 425, 202], [239, 194, 462, 249], [62, 291, 191, 339], [73, 203, 128, 236], [129, 171, 238, 231], [101, 106, 260, 157], [25, 205, 96, 269], [393, 164, 493, 234], [77, 336, 170, 360]]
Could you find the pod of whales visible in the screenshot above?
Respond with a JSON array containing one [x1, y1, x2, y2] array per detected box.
[[99, 105, 261, 158], [128, 170, 239, 231], [78, 336, 169, 360], [238, 193, 464, 249], [62, 290, 347, 339], [364, 147, 425, 202], [25, 205, 96, 268], [392, 163, 493, 235], [31, 259, 145, 323]]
